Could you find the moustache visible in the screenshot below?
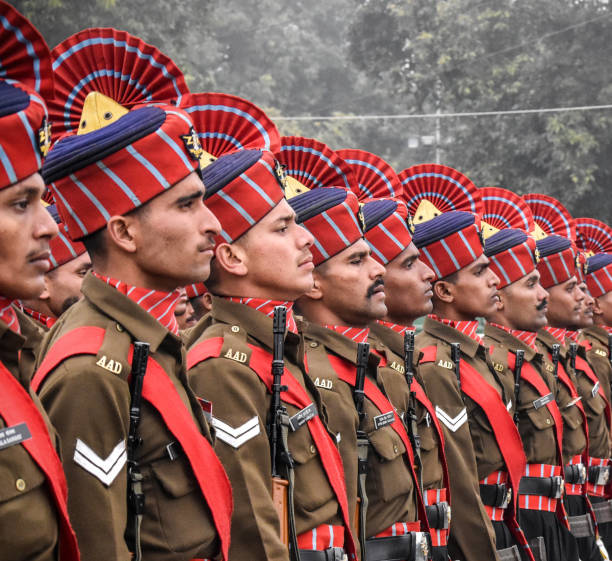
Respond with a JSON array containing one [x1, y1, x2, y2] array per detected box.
[[536, 298, 548, 311], [366, 278, 384, 298]]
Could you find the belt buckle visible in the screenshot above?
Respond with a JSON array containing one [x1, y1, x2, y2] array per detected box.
[[552, 475, 564, 499], [442, 501, 451, 529], [501, 487, 512, 509], [594, 466, 611, 486], [330, 547, 346, 561], [414, 531, 429, 561]]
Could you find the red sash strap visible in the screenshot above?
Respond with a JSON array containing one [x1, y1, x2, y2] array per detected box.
[[587, 457, 611, 498], [458, 358, 526, 510], [553, 359, 590, 492], [480, 470, 510, 521], [0, 361, 80, 561], [374, 521, 421, 538], [188, 338, 357, 558], [508, 352, 565, 467], [575, 355, 612, 430], [326, 354, 430, 533], [297, 524, 344, 550], [33, 327, 233, 561], [378, 352, 451, 508], [424, 488, 449, 547]]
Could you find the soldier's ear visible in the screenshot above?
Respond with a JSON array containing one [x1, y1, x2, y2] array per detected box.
[[301, 271, 323, 300], [106, 215, 137, 254], [214, 242, 248, 277], [433, 279, 454, 304], [593, 297, 603, 318], [495, 291, 504, 311]]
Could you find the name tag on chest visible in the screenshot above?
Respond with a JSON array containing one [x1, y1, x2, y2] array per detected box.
[[533, 393, 554, 410], [289, 403, 317, 431], [0, 422, 32, 451], [592, 381, 601, 398], [374, 410, 395, 430]]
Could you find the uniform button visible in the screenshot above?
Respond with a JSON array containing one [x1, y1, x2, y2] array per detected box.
[[309, 444, 316, 454], [310, 342, 318, 348], [231, 325, 240, 333], [393, 444, 399, 453], [15, 478, 26, 492], [546, 418, 551, 425], [116, 323, 124, 332]]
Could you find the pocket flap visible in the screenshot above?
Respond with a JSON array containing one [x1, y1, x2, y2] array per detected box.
[[525, 406, 555, 431], [368, 425, 406, 461], [151, 457, 196, 498]]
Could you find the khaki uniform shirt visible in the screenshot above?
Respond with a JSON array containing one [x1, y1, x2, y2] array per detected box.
[[536, 330, 586, 464], [369, 322, 445, 492], [300, 320, 418, 539], [15, 307, 46, 383], [186, 297, 342, 561], [484, 324, 559, 466], [35, 274, 219, 561], [581, 326, 612, 407], [0, 318, 60, 561], [567, 339, 611, 459], [416, 317, 501, 561]]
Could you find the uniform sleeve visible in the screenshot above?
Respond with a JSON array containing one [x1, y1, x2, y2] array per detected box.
[[189, 356, 289, 561], [418, 362, 500, 561], [38, 358, 132, 561]]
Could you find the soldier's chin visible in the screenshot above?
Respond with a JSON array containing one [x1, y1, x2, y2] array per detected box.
[[0, 274, 45, 301]]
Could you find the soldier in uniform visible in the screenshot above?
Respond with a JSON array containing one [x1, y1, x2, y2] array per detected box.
[[524, 194, 604, 560], [281, 138, 429, 561], [0, 3, 80, 560], [32, 28, 233, 561], [338, 148, 451, 561], [21, 218, 91, 330], [400, 165, 531, 561], [481, 199, 579, 559], [575, 219, 612, 549], [185, 145, 357, 561]]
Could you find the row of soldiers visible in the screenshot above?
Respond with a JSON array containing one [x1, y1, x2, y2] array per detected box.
[[2, 3, 612, 561]]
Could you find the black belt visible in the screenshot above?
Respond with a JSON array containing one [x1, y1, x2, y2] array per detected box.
[[589, 464, 612, 486], [479, 483, 511, 508], [518, 475, 564, 498], [365, 533, 429, 561], [426, 501, 450, 529], [298, 547, 347, 561], [564, 463, 587, 484]]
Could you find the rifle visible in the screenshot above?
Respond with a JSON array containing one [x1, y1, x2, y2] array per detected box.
[[404, 331, 423, 492], [354, 342, 370, 559], [569, 342, 578, 374], [126, 341, 150, 561], [513, 350, 525, 427], [268, 306, 298, 558], [551, 343, 561, 380], [450, 343, 462, 392]]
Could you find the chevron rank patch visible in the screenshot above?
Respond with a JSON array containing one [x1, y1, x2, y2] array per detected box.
[[435, 406, 468, 432], [73, 438, 127, 486], [212, 415, 260, 449]]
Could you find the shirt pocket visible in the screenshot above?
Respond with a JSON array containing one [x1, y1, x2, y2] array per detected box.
[[289, 420, 335, 512], [367, 426, 412, 502], [0, 442, 57, 558], [147, 456, 218, 555], [521, 406, 556, 462]]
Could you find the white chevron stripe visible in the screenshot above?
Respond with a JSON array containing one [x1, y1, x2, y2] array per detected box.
[[212, 416, 261, 449], [73, 439, 126, 486], [435, 406, 468, 432]]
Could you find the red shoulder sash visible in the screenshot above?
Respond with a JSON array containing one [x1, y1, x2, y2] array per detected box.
[[326, 354, 430, 532], [0, 360, 80, 561], [507, 352, 564, 466], [33, 327, 233, 561], [188, 337, 357, 558], [575, 355, 611, 429]]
